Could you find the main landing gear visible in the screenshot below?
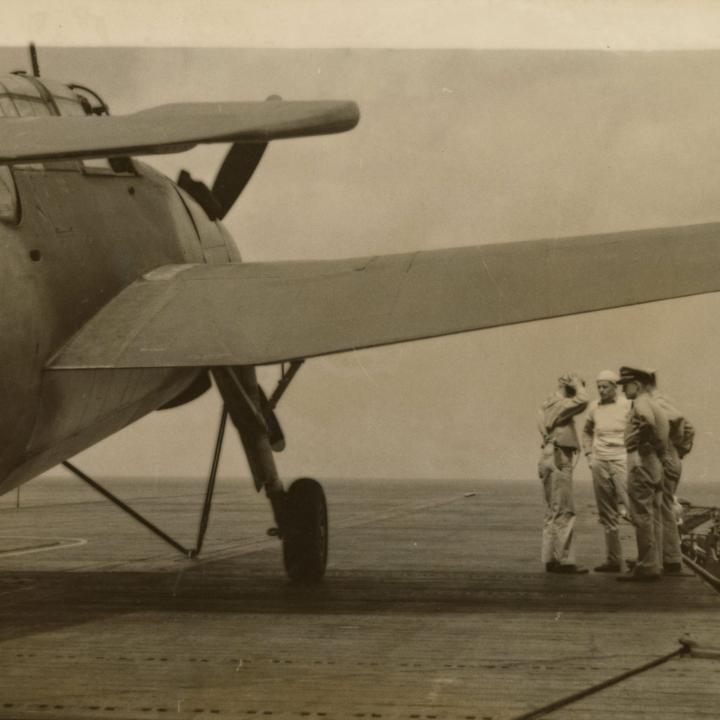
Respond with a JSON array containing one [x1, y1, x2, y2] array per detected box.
[[213, 363, 329, 583], [63, 362, 329, 583], [282, 477, 328, 582]]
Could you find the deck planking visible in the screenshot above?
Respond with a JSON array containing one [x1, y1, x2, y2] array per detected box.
[[0, 476, 717, 720]]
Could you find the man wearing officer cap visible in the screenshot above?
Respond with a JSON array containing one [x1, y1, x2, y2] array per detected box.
[[647, 377, 695, 575], [582, 370, 631, 572], [616, 366, 669, 582]]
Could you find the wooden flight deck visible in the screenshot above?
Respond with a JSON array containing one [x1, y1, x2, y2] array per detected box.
[[0, 476, 717, 719]]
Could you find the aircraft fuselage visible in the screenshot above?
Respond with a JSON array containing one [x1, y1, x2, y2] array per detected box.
[[0, 160, 237, 493]]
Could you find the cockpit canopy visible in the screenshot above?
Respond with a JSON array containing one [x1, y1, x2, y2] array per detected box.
[[0, 73, 102, 118], [0, 74, 119, 224]]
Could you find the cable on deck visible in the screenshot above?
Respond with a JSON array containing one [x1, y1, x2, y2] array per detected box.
[[510, 636, 720, 720], [682, 553, 720, 593]]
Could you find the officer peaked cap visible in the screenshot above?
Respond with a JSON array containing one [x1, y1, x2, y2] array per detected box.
[[617, 366, 656, 386]]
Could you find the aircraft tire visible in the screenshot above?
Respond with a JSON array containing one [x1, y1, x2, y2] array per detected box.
[[282, 477, 328, 583]]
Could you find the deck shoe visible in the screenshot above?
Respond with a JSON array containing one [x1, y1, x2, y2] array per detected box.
[[545, 561, 560, 573], [663, 562, 684, 575], [554, 564, 589, 574], [593, 562, 622, 573], [616, 573, 661, 582]]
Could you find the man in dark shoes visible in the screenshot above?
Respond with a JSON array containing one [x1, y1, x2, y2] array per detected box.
[[616, 367, 668, 583]]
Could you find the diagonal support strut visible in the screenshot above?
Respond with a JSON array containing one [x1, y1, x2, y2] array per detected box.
[[62, 407, 228, 559]]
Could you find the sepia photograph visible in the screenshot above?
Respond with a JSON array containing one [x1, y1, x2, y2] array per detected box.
[[0, 2, 719, 718]]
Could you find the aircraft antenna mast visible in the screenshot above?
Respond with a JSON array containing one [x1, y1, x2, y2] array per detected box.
[[29, 43, 40, 77]]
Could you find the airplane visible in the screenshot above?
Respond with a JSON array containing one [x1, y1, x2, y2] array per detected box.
[[2, 46, 720, 583]]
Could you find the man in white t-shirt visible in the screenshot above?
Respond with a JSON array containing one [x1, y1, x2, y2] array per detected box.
[[582, 370, 631, 572]]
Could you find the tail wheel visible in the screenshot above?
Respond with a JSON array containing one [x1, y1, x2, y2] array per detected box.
[[282, 477, 328, 583]]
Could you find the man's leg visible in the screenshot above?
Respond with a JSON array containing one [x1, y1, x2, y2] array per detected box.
[[653, 485, 664, 571], [626, 459, 662, 578], [610, 457, 630, 520], [552, 447, 576, 567], [661, 453, 682, 569], [591, 460, 622, 568], [607, 458, 629, 559], [539, 446, 556, 566]]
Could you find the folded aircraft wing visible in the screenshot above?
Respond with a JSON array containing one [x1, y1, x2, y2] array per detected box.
[[0, 101, 359, 163], [48, 222, 720, 369]]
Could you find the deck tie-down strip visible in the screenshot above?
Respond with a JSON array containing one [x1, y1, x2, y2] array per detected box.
[[2, 641, 718, 720], [0, 705, 489, 718], [511, 636, 720, 720]]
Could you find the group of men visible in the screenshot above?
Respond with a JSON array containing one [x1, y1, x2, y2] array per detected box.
[[537, 366, 694, 582]]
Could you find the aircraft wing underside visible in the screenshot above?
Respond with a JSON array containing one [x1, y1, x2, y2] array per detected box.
[[48, 222, 720, 369], [0, 101, 359, 163]]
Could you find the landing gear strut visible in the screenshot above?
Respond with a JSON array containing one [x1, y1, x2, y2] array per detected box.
[[65, 362, 331, 584], [212, 364, 329, 583], [282, 477, 328, 582]]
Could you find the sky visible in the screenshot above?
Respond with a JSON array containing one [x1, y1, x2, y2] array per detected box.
[[6, 1, 720, 50], [2, 5, 720, 489]]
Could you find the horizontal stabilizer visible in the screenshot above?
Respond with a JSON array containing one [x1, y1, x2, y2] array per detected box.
[[0, 101, 359, 163], [48, 222, 720, 369]]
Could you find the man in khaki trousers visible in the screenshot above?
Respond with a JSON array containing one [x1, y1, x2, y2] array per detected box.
[[582, 370, 631, 573], [538, 372, 589, 574], [616, 367, 669, 583], [648, 382, 695, 575]]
